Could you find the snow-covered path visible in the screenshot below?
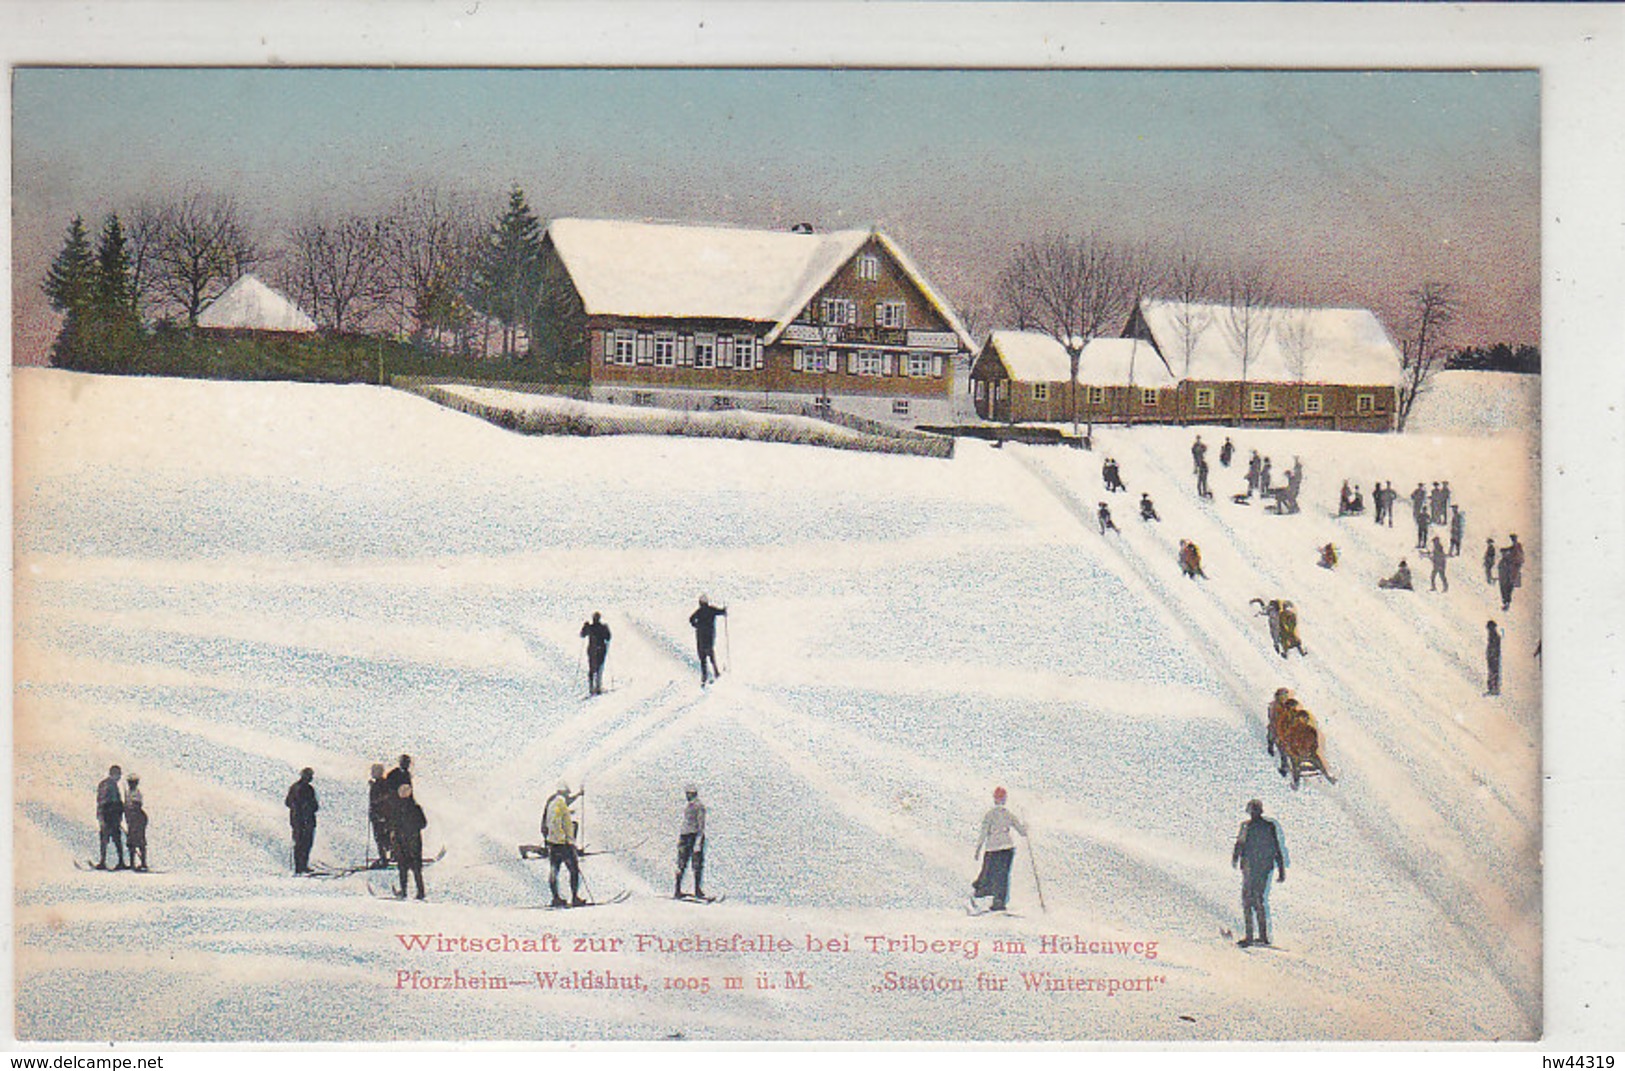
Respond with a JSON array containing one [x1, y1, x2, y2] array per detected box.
[[13, 370, 1539, 1041]]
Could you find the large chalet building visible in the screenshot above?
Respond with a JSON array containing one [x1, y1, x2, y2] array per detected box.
[[972, 298, 1404, 432], [539, 217, 973, 425]]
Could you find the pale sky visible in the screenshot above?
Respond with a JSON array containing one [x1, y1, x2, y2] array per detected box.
[[11, 67, 1540, 361]]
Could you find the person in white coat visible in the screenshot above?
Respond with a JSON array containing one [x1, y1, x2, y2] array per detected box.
[[971, 787, 1028, 912]]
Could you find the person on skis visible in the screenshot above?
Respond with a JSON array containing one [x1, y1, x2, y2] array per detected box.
[[1231, 799, 1287, 947], [580, 611, 612, 696], [543, 782, 587, 908], [675, 783, 708, 900], [689, 595, 728, 686], [285, 767, 319, 875], [368, 763, 392, 866], [95, 764, 126, 871], [393, 783, 428, 900], [971, 786, 1028, 913], [124, 774, 148, 872]]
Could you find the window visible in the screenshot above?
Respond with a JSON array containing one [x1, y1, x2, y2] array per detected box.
[[1303, 392, 1324, 414], [973, 380, 986, 401], [1142, 388, 1158, 407], [1033, 383, 1050, 402], [1087, 386, 1106, 406], [735, 336, 760, 370], [612, 330, 636, 365], [796, 347, 835, 373], [635, 332, 654, 366], [908, 352, 933, 378], [877, 301, 907, 329], [1356, 393, 1376, 414], [857, 254, 880, 281], [694, 334, 716, 369], [1250, 389, 1270, 413], [653, 332, 677, 368], [857, 351, 885, 376], [891, 399, 911, 416], [716, 336, 735, 369], [820, 298, 856, 326], [1195, 387, 1215, 410]]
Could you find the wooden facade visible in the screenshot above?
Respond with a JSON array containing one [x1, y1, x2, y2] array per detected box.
[[541, 220, 971, 424], [970, 333, 1177, 425]]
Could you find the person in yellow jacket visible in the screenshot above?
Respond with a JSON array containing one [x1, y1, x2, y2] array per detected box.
[[542, 782, 586, 908]]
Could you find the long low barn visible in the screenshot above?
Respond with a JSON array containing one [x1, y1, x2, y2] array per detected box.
[[972, 299, 1405, 432], [539, 217, 974, 425]]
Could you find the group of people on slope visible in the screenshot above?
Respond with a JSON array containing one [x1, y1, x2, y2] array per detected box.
[[580, 595, 730, 695], [281, 756, 427, 899], [92, 765, 148, 871], [522, 781, 709, 907]]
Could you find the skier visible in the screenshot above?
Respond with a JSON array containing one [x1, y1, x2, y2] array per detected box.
[[689, 595, 728, 686], [368, 763, 392, 866], [124, 774, 148, 872], [674, 783, 707, 900], [1139, 493, 1161, 522], [95, 764, 126, 870], [1486, 620, 1503, 696], [971, 786, 1028, 913], [1219, 437, 1234, 467], [1178, 539, 1206, 579], [1231, 799, 1288, 947], [580, 611, 612, 696], [393, 783, 427, 900], [1428, 536, 1450, 592], [1317, 543, 1338, 570], [1378, 559, 1414, 591], [383, 754, 413, 853], [1483, 537, 1498, 584], [1097, 501, 1119, 535], [542, 782, 587, 908], [285, 767, 319, 875]]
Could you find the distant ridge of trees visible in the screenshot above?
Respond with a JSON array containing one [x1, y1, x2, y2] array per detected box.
[[1447, 343, 1540, 375]]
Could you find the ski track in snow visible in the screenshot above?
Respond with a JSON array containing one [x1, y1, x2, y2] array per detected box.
[[12, 371, 1539, 1041]]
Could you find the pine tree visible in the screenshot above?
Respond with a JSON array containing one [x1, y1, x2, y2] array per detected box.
[[95, 214, 134, 311], [473, 186, 544, 360], [44, 216, 95, 315], [87, 214, 143, 372]]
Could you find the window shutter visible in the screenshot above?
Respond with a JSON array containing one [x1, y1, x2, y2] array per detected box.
[[932, 355, 943, 377], [882, 352, 894, 376], [847, 351, 858, 374], [875, 303, 885, 327], [792, 348, 804, 372]]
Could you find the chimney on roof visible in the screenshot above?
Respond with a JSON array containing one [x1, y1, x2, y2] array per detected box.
[[790, 222, 815, 234]]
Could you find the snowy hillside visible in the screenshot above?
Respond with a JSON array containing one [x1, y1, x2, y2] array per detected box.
[[1407, 369, 1541, 435], [13, 369, 1540, 1042]]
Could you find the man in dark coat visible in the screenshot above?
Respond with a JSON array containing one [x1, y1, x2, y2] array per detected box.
[[688, 596, 727, 686], [393, 783, 428, 900], [1483, 537, 1498, 584], [1497, 546, 1519, 611], [580, 611, 612, 696], [1219, 437, 1234, 467], [1411, 483, 1429, 549], [285, 767, 319, 874], [1449, 506, 1465, 556], [95, 765, 126, 870], [1428, 536, 1450, 592], [1231, 799, 1287, 947], [1486, 620, 1503, 696]]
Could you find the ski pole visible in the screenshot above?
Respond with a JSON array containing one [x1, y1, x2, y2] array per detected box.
[[723, 614, 732, 674], [1026, 827, 1048, 913]]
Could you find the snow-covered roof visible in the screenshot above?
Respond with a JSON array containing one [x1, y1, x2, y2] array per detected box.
[[981, 331, 1175, 387], [546, 218, 974, 351], [196, 274, 317, 333], [1134, 299, 1402, 385]]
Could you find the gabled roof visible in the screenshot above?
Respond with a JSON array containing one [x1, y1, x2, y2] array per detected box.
[[1134, 298, 1402, 385], [545, 217, 973, 351], [980, 331, 1175, 387], [197, 274, 317, 333]]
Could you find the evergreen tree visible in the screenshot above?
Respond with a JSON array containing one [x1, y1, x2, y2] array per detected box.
[[473, 186, 544, 360], [43, 216, 95, 315], [45, 214, 143, 372]]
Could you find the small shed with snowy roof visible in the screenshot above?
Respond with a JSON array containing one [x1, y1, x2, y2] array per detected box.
[[196, 274, 318, 334], [971, 330, 1176, 424], [540, 217, 972, 426], [1124, 298, 1402, 431]]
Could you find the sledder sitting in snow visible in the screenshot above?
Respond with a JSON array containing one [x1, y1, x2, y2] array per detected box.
[[1378, 559, 1414, 591], [1317, 543, 1338, 570], [1139, 493, 1160, 522], [1178, 539, 1206, 579], [1098, 502, 1119, 535]]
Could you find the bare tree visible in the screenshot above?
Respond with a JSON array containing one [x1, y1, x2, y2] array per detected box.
[[285, 213, 391, 333], [382, 188, 481, 351], [995, 234, 1145, 432], [1276, 309, 1317, 382], [1396, 280, 1461, 431], [1154, 247, 1218, 377], [1220, 265, 1277, 420], [149, 190, 260, 324], [122, 202, 167, 320]]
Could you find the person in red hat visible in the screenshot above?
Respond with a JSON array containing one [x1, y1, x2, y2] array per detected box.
[[971, 786, 1028, 912]]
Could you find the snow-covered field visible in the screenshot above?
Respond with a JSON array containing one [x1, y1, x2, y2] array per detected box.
[[12, 368, 1540, 1042]]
